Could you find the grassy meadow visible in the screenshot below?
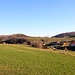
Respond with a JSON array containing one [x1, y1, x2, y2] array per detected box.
[[0, 44, 75, 75], [28, 37, 75, 42]]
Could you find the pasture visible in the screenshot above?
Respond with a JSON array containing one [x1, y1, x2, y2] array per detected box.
[[0, 44, 75, 75]]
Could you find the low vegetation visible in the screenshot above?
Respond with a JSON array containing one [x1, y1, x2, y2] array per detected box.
[[0, 44, 75, 75], [0, 34, 75, 49]]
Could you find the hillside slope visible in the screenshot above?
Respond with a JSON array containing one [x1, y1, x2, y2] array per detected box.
[[0, 44, 75, 75], [51, 32, 75, 38], [0, 34, 30, 44]]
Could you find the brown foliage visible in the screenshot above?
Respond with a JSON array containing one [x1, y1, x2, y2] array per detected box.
[[30, 41, 47, 49]]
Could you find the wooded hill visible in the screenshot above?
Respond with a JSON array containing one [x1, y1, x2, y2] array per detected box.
[[0, 34, 46, 48], [0, 34, 30, 44], [51, 32, 75, 38]]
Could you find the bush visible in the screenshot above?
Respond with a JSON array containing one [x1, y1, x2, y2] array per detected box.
[[30, 41, 47, 48]]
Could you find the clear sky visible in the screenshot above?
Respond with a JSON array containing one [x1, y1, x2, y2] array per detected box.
[[0, 0, 75, 37]]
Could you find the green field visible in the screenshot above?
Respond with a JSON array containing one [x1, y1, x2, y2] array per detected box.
[[28, 37, 75, 42], [0, 44, 75, 75]]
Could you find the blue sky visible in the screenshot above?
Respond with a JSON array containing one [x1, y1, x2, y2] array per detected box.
[[0, 0, 75, 37]]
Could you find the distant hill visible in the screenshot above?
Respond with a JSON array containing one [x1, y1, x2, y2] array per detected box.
[[0, 34, 30, 44], [51, 32, 75, 38], [10, 34, 28, 38], [0, 34, 28, 38]]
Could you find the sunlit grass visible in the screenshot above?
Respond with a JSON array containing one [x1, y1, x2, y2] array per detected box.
[[0, 44, 75, 75]]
